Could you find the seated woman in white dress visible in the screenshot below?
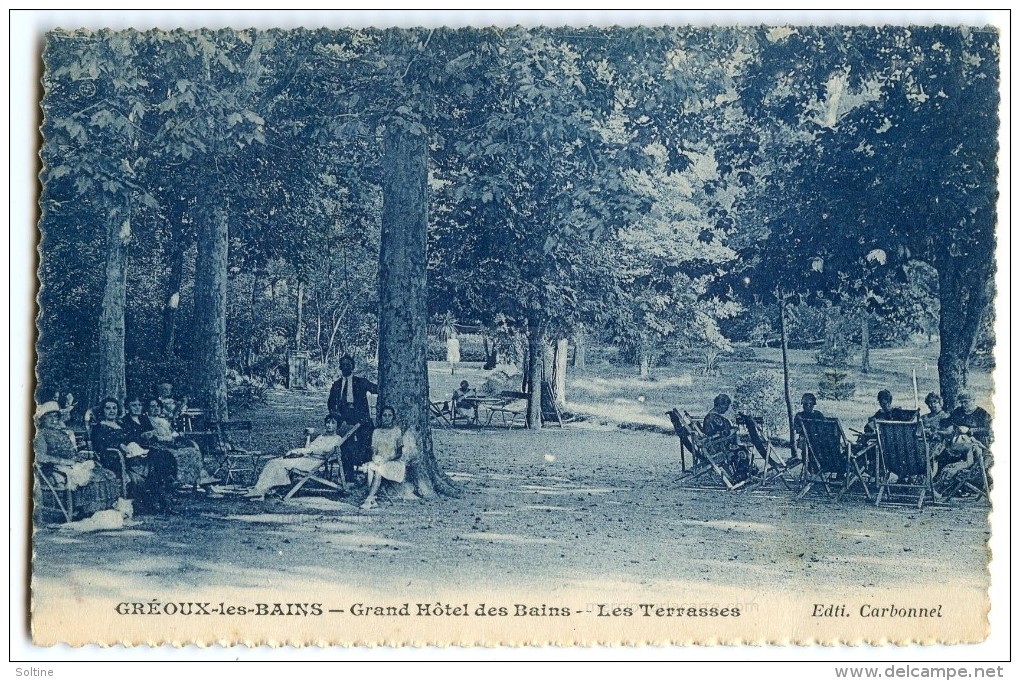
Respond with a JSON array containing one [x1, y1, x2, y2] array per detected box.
[[245, 413, 357, 500], [360, 406, 417, 509]]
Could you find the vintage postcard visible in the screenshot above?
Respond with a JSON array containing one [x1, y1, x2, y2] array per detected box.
[[26, 16, 1006, 650]]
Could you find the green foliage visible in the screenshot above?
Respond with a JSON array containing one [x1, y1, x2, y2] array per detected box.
[[35, 26, 998, 409], [734, 369, 786, 434], [817, 368, 857, 401], [226, 372, 270, 409], [815, 344, 856, 369]]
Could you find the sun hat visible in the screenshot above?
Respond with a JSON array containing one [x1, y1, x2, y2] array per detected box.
[[34, 401, 61, 421]]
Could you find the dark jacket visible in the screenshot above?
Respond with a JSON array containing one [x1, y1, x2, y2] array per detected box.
[[948, 406, 992, 445], [120, 415, 154, 443], [327, 375, 379, 425]]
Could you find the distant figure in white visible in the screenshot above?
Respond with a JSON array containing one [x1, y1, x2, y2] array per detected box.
[[446, 332, 460, 375], [245, 413, 357, 500], [360, 406, 416, 509]]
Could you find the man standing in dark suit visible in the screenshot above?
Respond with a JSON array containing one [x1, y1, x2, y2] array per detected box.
[[328, 355, 378, 470]]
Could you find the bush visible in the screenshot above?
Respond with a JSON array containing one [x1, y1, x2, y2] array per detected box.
[[817, 368, 856, 400], [227, 372, 270, 409], [734, 369, 786, 434], [426, 336, 489, 363]]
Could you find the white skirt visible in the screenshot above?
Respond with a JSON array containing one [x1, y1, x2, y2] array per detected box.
[[366, 459, 406, 483]]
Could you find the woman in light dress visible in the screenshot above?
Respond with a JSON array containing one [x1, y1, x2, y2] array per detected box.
[[245, 413, 357, 500], [360, 406, 416, 509]]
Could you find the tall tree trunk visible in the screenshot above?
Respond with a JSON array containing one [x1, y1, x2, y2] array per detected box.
[[525, 315, 544, 429], [378, 120, 458, 498], [314, 295, 324, 362], [97, 196, 130, 403], [193, 203, 229, 421], [246, 271, 260, 374], [160, 231, 186, 358], [572, 327, 586, 369], [860, 312, 871, 374], [937, 255, 993, 410], [779, 296, 796, 453], [553, 338, 568, 407], [294, 278, 304, 350]]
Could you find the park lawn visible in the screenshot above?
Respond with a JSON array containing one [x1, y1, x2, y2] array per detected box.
[[566, 342, 994, 439], [31, 343, 993, 642]]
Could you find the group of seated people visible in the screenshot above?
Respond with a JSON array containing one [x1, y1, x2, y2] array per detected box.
[[694, 388, 992, 497], [243, 405, 416, 510], [34, 384, 217, 518], [919, 390, 992, 494], [845, 389, 991, 495]]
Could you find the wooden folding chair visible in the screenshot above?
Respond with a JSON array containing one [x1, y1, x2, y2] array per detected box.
[[737, 413, 796, 490], [797, 417, 872, 501], [429, 401, 453, 428], [33, 463, 74, 523], [940, 446, 991, 503], [540, 381, 564, 428], [283, 423, 360, 500], [874, 418, 936, 509], [207, 420, 263, 486], [667, 409, 748, 491]]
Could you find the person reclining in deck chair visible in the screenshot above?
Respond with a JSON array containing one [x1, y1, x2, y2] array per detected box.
[[703, 394, 753, 483], [920, 392, 951, 470], [792, 392, 825, 465], [244, 413, 356, 500], [140, 399, 216, 491], [933, 392, 992, 496]]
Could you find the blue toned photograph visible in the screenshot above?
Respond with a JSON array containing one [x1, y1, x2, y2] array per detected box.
[[30, 23, 999, 647]]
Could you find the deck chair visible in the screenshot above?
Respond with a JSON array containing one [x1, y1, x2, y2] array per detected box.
[[540, 381, 564, 428], [34, 463, 74, 523], [667, 409, 748, 491], [874, 418, 936, 509], [207, 420, 263, 486], [737, 413, 796, 490], [940, 446, 991, 503], [429, 401, 453, 428], [797, 417, 871, 501], [283, 423, 360, 500]]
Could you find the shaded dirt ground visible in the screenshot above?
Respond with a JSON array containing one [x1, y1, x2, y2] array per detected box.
[[30, 347, 993, 644], [32, 422, 990, 642]]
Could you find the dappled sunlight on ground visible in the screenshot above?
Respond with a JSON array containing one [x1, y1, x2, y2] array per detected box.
[[32, 349, 992, 641], [462, 532, 558, 545], [676, 519, 779, 533], [217, 513, 325, 524]]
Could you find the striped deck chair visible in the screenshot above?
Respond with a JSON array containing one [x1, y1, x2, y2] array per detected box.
[[737, 413, 797, 490], [797, 416, 872, 501], [667, 409, 747, 491], [874, 418, 936, 509]]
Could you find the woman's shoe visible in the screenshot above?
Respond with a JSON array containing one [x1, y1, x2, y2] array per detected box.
[[360, 498, 377, 510]]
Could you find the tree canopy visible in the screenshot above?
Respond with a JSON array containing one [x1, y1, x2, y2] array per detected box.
[[38, 25, 999, 426]]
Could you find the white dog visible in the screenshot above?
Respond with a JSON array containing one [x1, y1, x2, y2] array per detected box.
[[59, 498, 137, 532]]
